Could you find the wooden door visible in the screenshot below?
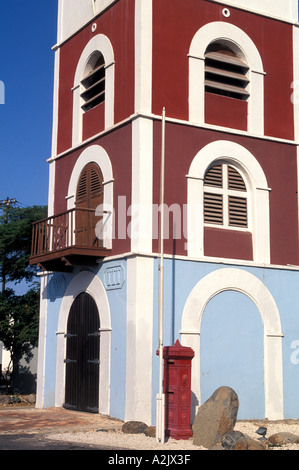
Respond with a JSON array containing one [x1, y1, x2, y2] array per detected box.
[[64, 292, 100, 413], [75, 162, 103, 247]]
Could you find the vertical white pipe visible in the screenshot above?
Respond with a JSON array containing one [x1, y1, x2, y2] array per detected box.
[[156, 108, 166, 443]]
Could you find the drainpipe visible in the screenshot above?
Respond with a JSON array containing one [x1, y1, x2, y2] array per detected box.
[[156, 108, 166, 444]]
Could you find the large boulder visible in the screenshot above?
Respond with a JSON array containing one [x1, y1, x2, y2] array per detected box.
[[192, 386, 239, 449]]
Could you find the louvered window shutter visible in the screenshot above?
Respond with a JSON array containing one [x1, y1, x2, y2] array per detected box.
[[76, 163, 103, 209], [227, 165, 247, 228], [81, 53, 105, 112], [75, 162, 104, 248], [204, 193, 223, 225], [204, 42, 249, 101], [204, 164, 248, 228]]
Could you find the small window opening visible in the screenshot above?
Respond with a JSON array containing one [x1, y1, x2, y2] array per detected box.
[[81, 53, 105, 112], [204, 42, 249, 100]]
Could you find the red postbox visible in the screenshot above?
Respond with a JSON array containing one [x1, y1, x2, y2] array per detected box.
[[157, 340, 194, 440]]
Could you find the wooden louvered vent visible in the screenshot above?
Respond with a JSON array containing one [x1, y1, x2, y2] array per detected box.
[[81, 53, 105, 112], [204, 42, 249, 101], [204, 164, 248, 228], [76, 163, 103, 206], [204, 164, 223, 225], [76, 162, 104, 248]]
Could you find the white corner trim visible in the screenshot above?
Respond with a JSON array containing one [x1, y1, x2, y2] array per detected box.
[[131, 117, 154, 253], [125, 256, 154, 423], [134, 0, 153, 114], [35, 273, 49, 409]]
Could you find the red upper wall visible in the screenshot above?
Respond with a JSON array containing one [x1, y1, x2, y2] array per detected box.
[[152, 121, 299, 266], [56, 0, 135, 155], [56, 0, 295, 154], [152, 0, 294, 140], [54, 124, 133, 257]]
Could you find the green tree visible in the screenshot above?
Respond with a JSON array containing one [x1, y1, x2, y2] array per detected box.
[[0, 204, 47, 291], [0, 203, 47, 387], [0, 287, 40, 371]]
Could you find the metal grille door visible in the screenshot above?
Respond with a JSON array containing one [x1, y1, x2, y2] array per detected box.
[[64, 292, 100, 413]]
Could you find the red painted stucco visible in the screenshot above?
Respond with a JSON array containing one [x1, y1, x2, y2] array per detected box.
[[56, 0, 135, 155], [205, 93, 247, 131], [54, 123, 132, 256], [152, 0, 294, 140], [152, 121, 299, 265], [204, 227, 253, 261], [53, 0, 298, 267]]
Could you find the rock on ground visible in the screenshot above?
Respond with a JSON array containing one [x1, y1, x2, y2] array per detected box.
[[192, 386, 239, 449]]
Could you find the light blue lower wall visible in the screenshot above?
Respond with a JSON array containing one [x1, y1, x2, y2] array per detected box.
[[151, 258, 299, 421], [42, 259, 127, 419], [42, 256, 299, 421]]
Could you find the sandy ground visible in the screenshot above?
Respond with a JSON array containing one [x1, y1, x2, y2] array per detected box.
[[46, 420, 299, 450]]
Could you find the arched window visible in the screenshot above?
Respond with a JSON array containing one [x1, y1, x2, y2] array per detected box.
[[188, 22, 264, 135], [203, 163, 248, 228], [72, 34, 115, 146], [204, 41, 249, 101], [81, 52, 105, 112], [186, 140, 270, 263]]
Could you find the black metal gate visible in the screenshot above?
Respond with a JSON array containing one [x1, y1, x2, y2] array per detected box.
[[64, 292, 100, 413]]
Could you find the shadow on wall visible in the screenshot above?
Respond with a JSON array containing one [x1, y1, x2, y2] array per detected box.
[[191, 391, 199, 423], [12, 347, 38, 395]]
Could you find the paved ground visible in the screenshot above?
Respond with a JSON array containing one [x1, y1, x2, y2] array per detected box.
[[0, 404, 124, 450]]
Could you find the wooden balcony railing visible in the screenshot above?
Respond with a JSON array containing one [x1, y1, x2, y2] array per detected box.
[[29, 207, 111, 271]]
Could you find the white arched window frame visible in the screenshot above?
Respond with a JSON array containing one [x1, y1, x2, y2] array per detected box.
[[187, 140, 271, 263], [188, 22, 265, 135], [72, 34, 115, 146], [67, 144, 114, 249]]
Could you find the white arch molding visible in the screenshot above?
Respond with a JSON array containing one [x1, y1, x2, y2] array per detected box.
[[72, 33, 115, 146], [55, 271, 111, 415], [186, 140, 271, 263], [180, 268, 284, 420], [67, 144, 114, 249], [188, 21, 265, 135]]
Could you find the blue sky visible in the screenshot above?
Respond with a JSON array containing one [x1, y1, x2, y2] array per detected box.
[[0, 1, 58, 209]]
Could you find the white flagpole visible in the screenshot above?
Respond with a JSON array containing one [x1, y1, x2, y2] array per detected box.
[[156, 107, 166, 443]]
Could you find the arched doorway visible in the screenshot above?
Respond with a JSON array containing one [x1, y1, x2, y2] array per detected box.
[[200, 290, 264, 419], [75, 162, 104, 248], [180, 268, 283, 420], [64, 292, 100, 413]]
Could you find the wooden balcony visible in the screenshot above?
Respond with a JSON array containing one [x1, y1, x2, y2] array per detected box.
[[29, 207, 111, 272]]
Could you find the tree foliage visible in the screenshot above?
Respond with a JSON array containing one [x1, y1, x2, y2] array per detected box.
[[0, 287, 40, 366], [0, 204, 47, 290], [0, 204, 47, 380]]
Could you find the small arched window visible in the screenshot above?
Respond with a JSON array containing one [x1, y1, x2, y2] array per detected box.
[[204, 163, 248, 228], [204, 41, 249, 101], [80, 52, 105, 112]]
